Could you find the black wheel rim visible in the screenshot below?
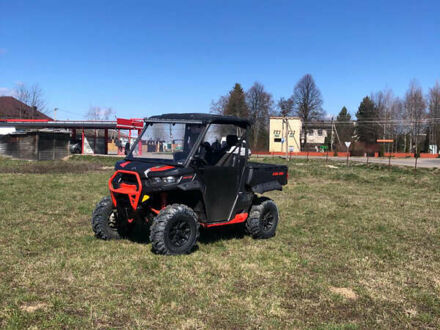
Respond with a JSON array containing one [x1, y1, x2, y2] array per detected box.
[[261, 210, 274, 232], [168, 220, 191, 248]]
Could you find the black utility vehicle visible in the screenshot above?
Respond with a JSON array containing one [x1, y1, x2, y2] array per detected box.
[[92, 113, 287, 254]]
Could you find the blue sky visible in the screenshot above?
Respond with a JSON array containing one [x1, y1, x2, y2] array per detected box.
[[0, 0, 439, 120]]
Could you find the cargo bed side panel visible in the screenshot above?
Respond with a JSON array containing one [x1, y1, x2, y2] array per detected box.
[[246, 162, 288, 193]]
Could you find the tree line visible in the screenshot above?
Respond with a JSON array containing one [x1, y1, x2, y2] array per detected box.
[[340, 81, 440, 154], [211, 76, 440, 154], [211, 74, 324, 150], [10, 77, 440, 154]]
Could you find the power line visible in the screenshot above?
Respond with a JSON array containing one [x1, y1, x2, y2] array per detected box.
[[312, 118, 440, 125]]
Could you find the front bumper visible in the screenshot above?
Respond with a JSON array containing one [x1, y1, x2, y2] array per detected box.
[[108, 170, 142, 210]]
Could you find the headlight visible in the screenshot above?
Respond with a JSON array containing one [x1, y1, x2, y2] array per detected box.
[[162, 176, 177, 184], [151, 177, 162, 184]]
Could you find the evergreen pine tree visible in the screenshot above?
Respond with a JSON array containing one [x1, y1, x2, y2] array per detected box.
[[225, 83, 250, 119], [356, 97, 379, 144], [336, 106, 354, 143]]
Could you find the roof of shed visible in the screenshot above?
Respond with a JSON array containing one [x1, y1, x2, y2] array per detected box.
[[0, 96, 52, 120]]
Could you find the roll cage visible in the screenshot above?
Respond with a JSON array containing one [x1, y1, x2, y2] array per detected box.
[[126, 113, 251, 168]]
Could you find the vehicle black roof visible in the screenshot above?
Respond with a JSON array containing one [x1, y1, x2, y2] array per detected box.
[[146, 113, 250, 128]]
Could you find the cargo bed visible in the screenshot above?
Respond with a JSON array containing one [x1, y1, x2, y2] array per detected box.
[[245, 162, 288, 194]]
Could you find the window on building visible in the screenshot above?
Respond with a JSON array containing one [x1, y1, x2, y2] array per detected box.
[[318, 129, 323, 136], [274, 138, 282, 143]]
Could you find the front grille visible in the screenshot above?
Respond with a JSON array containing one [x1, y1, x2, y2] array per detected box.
[[112, 172, 139, 189], [120, 173, 138, 184]]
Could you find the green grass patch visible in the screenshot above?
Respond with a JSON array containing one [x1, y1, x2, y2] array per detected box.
[[0, 156, 439, 328]]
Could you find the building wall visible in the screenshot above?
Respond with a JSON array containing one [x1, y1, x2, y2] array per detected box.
[[0, 127, 15, 135], [0, 131, 69, 160], [38, 132, 70, 160], [269, 117, 302, 152], [306, 129, 328, 144]]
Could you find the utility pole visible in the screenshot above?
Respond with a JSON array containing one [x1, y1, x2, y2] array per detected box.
[[285, 117, 289, 160], [334, 123, 342, 148], [280, 117, 285, 155], [330, 117, 334, 152], [286, 118, 297, 161], [345, 142, 351, 166], [54, 108, 58, 121]]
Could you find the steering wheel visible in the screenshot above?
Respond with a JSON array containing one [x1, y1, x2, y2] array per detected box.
[[193, 142, 211, 165], [192, 155, 209, 166]]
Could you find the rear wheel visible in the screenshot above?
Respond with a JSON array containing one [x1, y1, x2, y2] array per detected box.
[[150, 204, 199, 255], [245, 197, 279, 239], [92, 196, 130, 240]]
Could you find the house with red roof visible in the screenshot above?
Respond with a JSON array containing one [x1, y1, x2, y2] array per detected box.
[[0, 96, 52, 120]]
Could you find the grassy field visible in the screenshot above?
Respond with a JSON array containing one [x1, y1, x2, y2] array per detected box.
[[1, 155, 439, 328]]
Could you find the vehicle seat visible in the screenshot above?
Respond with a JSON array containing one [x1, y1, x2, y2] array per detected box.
[[199, 142, 213, 164], [216, 135, 239, 166]]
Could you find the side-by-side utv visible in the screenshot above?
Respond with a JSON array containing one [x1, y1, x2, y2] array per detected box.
[[92, 113, 288, 254]]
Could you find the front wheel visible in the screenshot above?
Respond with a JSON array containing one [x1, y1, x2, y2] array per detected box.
[[91, 196, 130, 240], [245, 197, 279, 239], [150, 204, 200, 255]]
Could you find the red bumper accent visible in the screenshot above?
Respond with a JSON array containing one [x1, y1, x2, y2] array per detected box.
[[201, 213, 249, 228], [108, 170, 142, 210], [119, 161, 131, 168], [149, 165, 175, 172]]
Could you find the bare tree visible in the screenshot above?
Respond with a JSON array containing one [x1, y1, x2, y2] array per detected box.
[[389, 97, 404, 152], [293, 74, 324, 149], [277, 97, 294, 117], [371, 89, 403, 152], [210, 95, 228, 115], [14, 83, 47, 116], [245, 82, 273, 149], [404, 81, 426, 154], [85, 106, 115, 120], [371, 89, 393, 135], [428, 82, 440, 152]]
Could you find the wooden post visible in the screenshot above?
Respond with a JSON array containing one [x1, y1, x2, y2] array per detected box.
[[138, 129, 142, 155], [93, 129, 96, 154], [52, 132, 56, 160], [81, 128, 85, 154], [117, 129, 122, 155], [377, 139, 394, 170], [388, 139, 391, 170], [128, 129, 132, 154], [285, 118, 288, 160], [36, 133, 40, 161], [104, 129, 108, 155], [330, 117, 334, 152]]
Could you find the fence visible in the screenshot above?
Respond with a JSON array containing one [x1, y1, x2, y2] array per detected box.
[[254, 151, 438, 159]]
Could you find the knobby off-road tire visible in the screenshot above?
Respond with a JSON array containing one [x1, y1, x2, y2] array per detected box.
[[150, 204, 200, 255], [245, 197, 279, 239], [92, 196, 130, 240]]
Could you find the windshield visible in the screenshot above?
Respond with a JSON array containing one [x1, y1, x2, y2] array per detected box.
[[128, 122, 204, 165]]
